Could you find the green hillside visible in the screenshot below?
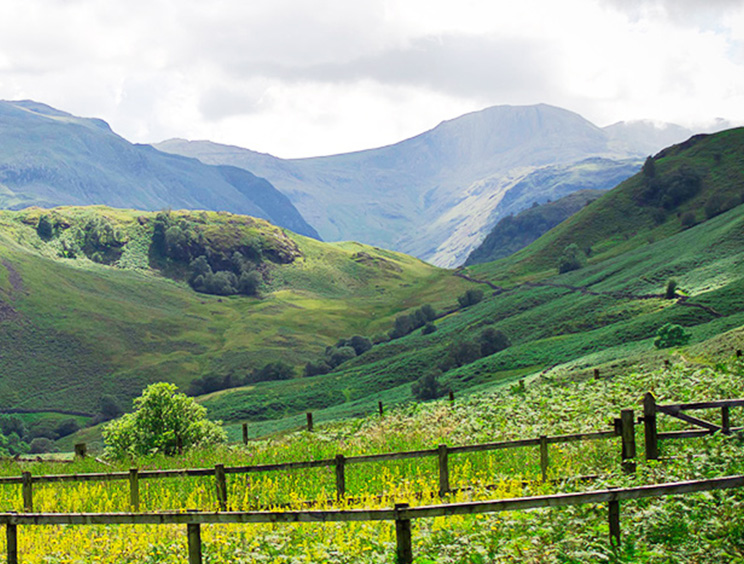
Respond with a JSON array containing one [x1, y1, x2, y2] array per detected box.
[[465, 188, 605, 265], [0, 206, 474, 418], [471, 127, 744, 284], [208, 129, 744, 438]]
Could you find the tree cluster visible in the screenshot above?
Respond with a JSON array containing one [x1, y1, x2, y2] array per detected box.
[[0, 414, 83, 456], [153, 211, 263, 297], [638, 163, 702, 211], [439, 327, 511, 372], [388, 305, 437, 339], [304, 335, 373, 377], [187, 361, 296, 396], [457, 289, 484, 308]]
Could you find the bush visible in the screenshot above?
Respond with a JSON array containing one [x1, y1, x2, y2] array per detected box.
[[665, 279, 678, 300], [37, 215, 54, 239], [558, 243, 585, 274], [29, 437, 58, 455], [654, 323, 691, 349], [450, 340, 482, 367], [422, 322, 437, 335], [411, 370, 449, 401], [680, 211, 697, 228], [103, 382, 226, 458], [479, 328, 511, 356], [457, 289, 484, 308], [249, 362, 295, 383]]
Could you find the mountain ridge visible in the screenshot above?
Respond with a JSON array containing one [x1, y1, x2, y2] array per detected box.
[[0, 100, 319, 240], [157, 104, 694, 266]]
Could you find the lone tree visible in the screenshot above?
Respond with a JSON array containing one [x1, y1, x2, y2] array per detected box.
[[103, 382, 226, 458], [557, 243, 586, 274], [654, 323, 691, 349]]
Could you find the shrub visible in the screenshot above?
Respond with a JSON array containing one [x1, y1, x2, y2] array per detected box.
[[457, 289, 484, 308], [450, 340, 482, 367], [665, 279, 678, 300], [29, 437, 58, 455], [348, 336, 372, 356], [37, 214, 54, 239], [654, 323, 691, 349], [422, 322, 437, 335], [249, 362, 295, 383], [411, 370, 449, 401], [103, 382, 226, 458], [557, 243, 585, 274], [479, 328, 511, 356], [304, 361, 331, 377], [680, 211, 697, 228], [328, 346, 357, 368]]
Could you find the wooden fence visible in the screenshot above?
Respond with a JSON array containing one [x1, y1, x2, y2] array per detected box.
[[1, 474, 743, 564], [642, 393, 744, 459], [4, 424, 629, 513]]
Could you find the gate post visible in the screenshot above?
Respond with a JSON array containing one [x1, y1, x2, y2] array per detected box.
[[643, 392, 659, 460]]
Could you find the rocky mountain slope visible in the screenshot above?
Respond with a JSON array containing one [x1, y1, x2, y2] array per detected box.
[[0, 100, 319, 239], [157, 104, 694, 266]]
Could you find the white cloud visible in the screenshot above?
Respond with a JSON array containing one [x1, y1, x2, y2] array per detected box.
[[0, 0, 741, 157]]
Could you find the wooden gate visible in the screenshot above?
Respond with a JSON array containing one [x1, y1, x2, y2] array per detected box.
[[642, 392, 744, 459]]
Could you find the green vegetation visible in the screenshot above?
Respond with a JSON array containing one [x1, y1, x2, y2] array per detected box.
[[4, 343, 744, 562], [103, 382, 226, 458], [654, 323, 691, 349], [465, 189, 605, 265], [0, 206, 473, 427]]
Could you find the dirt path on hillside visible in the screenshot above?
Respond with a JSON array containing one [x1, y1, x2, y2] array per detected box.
[[455, 271, 723, 318]]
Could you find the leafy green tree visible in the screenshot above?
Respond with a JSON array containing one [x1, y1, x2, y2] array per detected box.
[[103, 382, 226, 458], [348, 335, 373, 355], [37, 214, 54, 239], [665, 279, 678, 300], [450, 340, 481, 367], [558, 243, 586, 273], [654, 323, 691, 349], [238, 270, 261, 296], [422, 322, 437, 335], [457, 289, 484, 308], [411, 370, 449, 401], [479, 328, 511, 356]]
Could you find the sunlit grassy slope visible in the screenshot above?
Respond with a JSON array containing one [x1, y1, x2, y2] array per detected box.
[[210, 129, 744, 437], [0, 206, 474, 415]]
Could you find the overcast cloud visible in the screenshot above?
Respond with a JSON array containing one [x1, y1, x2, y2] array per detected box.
[[0, 0, 742, 157]]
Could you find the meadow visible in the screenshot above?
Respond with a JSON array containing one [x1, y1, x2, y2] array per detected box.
[[3, 338, 744, 563]]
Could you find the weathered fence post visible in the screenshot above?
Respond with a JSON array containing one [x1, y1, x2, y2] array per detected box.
[[395, 503, 413, 564], [6, 522, 17, 564], [722, 406, 731, 435], [335, 454, 346, 500], [438, 444, 450, 496], [21, 472, 32, 512], [737, 349, 742, 358], [378, 401, 384, 416], [215, 464, 228, 511], [242, 423, 249, 445], [306, 412, 314, 432], [74, 443, 87, 458], [539, 435, 549, 482], [643, 392, 659, 460], [129, 468, 140, 511], [593, 368, 600, 379], [448, 390, 454, 403], [621, 409, 636, 474], [187, 523, 202, 564], [608, 499, 620, 547]]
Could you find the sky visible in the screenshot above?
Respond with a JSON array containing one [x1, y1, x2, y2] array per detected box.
[[0, 0, 742, 158]]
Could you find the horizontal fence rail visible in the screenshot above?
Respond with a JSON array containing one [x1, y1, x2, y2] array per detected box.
[[3, 425, 626, 513], [2, 474, 743, 564]]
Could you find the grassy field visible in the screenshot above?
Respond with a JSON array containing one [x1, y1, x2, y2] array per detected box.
[[3, 334, 744, 562], [0, 206, 474, 418]]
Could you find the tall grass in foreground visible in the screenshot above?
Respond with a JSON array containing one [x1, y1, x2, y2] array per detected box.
[[1, 357, 743, 562]]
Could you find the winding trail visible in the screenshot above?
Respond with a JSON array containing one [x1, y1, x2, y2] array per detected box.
[[454, 271, 723, 318]]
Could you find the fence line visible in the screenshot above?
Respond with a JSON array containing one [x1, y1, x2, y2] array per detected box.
[[2, 474, 743, 564], [5, 424, 626, 513]]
